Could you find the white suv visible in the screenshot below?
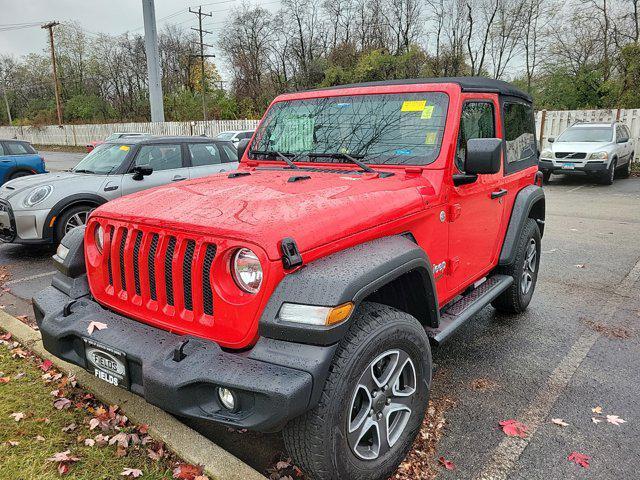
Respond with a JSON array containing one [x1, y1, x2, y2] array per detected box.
[[539, 122, 635, 185]]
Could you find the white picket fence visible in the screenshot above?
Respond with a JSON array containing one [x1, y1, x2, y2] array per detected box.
[[0, 119, 260, 146], [1, 110, 639, 161]]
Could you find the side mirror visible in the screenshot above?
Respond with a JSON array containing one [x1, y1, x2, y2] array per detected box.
[[465, 138, 503, 175], [131, 165, 153, 181], [548, 137, 555, 143], [236, 138, 250, 160]]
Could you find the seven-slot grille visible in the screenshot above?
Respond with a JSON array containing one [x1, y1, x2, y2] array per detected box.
[[103, 225, 217, 319]]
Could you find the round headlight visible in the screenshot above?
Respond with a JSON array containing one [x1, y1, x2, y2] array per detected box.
[[540, 149, 553, 159], [232, 248, 263, 293], [94, 225, 104, 252], [23, 185, 53, 208]]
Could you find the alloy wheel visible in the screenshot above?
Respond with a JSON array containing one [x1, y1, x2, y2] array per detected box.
[[64, 209, 93, 233], [521, 238, 537, 295], [347, 349, 417, 461]]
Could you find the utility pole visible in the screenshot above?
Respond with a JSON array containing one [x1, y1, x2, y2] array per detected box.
[[142, 0, 165, 122], [2, 88, 12, 125], [189, 6, 215, 122], [41, 21, 63, 125]]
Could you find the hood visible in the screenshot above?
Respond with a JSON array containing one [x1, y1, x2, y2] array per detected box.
[[0, 171, 104, 201], [550, 141, 612, 154], [93, 168, 434, 260]]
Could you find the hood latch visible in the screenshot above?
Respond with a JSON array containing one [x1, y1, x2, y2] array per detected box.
[[281, 237, 303, 269]]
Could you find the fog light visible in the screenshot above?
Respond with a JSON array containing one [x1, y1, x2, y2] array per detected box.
[[217, 387, 237, 411]]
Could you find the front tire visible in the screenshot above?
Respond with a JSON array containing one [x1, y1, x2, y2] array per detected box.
[[283, 302, 432, 480], [492, 218, 541, 313], [542, 171, 551, 183], [55, 205, 95, 241], [600, 159, 616, 185]]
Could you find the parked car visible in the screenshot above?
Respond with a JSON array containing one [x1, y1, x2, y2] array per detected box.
[[86, 132, 148, 153], [539, 121, 635, 184], [0, 139, 47, 186], [215, 129, 254, 146], [35, 77, 544, 480], [0, 136, 238, 245]]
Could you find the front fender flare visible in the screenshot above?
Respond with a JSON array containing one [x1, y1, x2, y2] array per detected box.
[[499, 185, 545, 266], [43, 193, 108, 242], [259, 235, 439, 346]]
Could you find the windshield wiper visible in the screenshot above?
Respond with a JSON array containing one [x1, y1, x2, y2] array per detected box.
[[306, 152, 376, 174], [73, 169, 95, 174], [249, 149, 300, 169]]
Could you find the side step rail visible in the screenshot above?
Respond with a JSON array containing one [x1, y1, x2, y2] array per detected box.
[[425, 274, 513, 345]]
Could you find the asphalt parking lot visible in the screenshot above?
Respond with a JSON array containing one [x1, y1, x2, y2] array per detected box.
[[1, 172, 639, 479], [41, 150, 85, 172]]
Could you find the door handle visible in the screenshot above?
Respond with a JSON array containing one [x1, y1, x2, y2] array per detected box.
[[491, 189, 508, 199], [172, 175, 187, 182]]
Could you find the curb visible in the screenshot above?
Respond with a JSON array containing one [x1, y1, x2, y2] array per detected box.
[[0, 310, 266, 480]]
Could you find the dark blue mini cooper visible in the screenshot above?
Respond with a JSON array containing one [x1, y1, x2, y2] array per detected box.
[[0, 139, 47, 185]]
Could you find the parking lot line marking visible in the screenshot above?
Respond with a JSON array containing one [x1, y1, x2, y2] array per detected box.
[[566, 185, 585, 193], [475, 256, 640, 480], [5, 271, 57, 286]]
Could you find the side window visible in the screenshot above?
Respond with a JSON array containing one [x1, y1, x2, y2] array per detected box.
[[0, 143, 5, 156], [5, 142, 29, 155], [221, 144, 238, 162], [134, 144, 182, 171], [188, 143, 222, 166], [240, 132, 253, 139], [618, 126, 629, 142], [503, 102, 537, 166], [455, 102, 495, 173]]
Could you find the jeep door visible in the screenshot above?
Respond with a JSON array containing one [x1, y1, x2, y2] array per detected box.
[[187, 141, 239, 179], [120, 143, 189, 196], [447, 95, 506, 293]]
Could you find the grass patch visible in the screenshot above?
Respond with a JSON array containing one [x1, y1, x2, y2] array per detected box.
[[33, 144, 87, 153], [0, 333, 182, 479]]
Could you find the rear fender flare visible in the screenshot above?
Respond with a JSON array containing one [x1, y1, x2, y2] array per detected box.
[[499, 185, 545, 266], [258, 235, 439, 346]]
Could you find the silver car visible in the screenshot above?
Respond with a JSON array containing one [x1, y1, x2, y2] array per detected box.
[[215, 130, 254, 147], [539, 122, 635, 184], [0, 136, 238, 245]]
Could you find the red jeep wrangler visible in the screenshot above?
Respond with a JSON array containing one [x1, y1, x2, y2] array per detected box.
[[35, 77, 545, 480]]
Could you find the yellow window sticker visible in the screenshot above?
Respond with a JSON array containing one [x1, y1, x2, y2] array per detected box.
[[425, 131, 437, 145], [401, 100, 427, 112], [119, 145, 130, 151], [421, 105, 434, 119]]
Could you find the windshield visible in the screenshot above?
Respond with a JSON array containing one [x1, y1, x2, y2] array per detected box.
[[251, 92, 449, 166], [72, 143, 131, 174], [216, 132, 235, 140], [557, 127, 613, 143]]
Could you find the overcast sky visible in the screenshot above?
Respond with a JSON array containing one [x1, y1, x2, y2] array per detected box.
[[0, 0, 280, 64]]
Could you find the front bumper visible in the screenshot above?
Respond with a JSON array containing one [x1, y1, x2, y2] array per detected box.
[[0, 199, 51, 244], [34, 283, 332, 432], [539, 159, 608, 174]]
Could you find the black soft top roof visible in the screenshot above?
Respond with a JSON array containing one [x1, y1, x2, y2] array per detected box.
[[314, 77, 532, 102]]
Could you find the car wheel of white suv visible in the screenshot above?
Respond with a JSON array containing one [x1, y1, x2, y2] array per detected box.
[[601, 159, 616, 185]]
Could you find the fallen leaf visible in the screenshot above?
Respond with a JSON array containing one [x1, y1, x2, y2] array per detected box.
[[194, 477, 209, 480], [57, 463, 70, 476], [47, 450, 80, 463], [439, 456, 456, 470], [84, 438, 95, 447], [606, 415, 626, 426], [116, 445, 128, 457], [551, 418, 569, 427], [173, 463, 204, 479], [5, 440, 20, 447], [109, 432, 130, 448], [35, 435, 46, 442], [275, 460, 291, 470], [147, 445, 164, 461], [121, 468, 143, 478], [0, 332, 11, 341], [62, 423, 77, 433], [592, 406, 603, 414], [53, 397, 72, 410], [575, 264, 586, 269], [89, 418, 101, 430], [0, 376, 10, 384], [568, 451, 590, 468], [11, 348, 28, 358], [16, 314, 29, 322], [592, 417, 602, 424], [499, 419, 528, 438], [14, 372, 25, 379], [10, 412, 25, 422], [35, 417, 50, 423], [39, 359, 53, 371], [94, 434, 110, 446], [87, 321, 108, 335]]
